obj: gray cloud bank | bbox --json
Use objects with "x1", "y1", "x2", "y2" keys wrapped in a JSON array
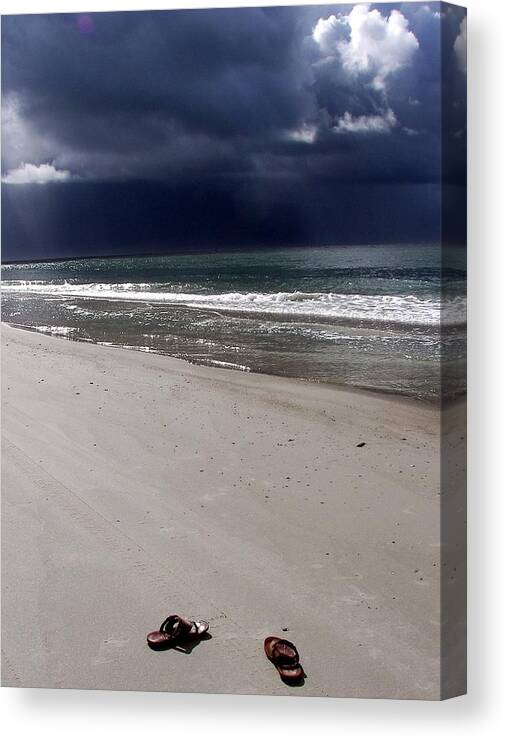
[{"x1": 1, "y1": 3, "x2": 466, "y2": 260}]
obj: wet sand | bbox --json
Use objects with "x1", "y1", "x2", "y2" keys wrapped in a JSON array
[{"x1": 2, "y1": 323, "x2": 443, "y2": 698}]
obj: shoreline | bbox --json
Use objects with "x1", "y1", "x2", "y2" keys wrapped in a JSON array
[
  {"x1": 3, "y1": 321, "x2": 443, "y2": 407},
  {"x1": 2, "y1": 323, "x2": 444, "y2": 698}
]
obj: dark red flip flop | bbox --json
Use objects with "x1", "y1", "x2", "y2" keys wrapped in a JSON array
[
  {"x1": 147, "y1": 614, "x2": 209, "y2": 650},
  {"x1": 264, "y1": 636, "x2": 305, "y2": 684}
]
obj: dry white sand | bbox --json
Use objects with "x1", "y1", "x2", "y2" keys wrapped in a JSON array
[{"x1": 2, "y1": 323, "x2": 443, "y2": 698}]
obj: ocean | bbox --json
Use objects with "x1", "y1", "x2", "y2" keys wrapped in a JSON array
[{"x1": 1, "y1": 244, "x2": 466, "y2": 401}]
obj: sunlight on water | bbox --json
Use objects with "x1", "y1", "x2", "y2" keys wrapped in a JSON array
[{"x1": 1, "y1": 245, "x2": 466, "y2": 400}]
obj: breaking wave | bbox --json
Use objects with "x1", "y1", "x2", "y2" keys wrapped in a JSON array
[{"x1": 1, "y1": 280, "x2": 466, "y2": 327}]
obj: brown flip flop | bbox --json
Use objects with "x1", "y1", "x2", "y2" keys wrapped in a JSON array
[
  {"x1": 147, "y1": 614, "x2": 209, "y2": 650},
  {"x1": 264, "y1": 636, "x2": 305, "y2": 685}
]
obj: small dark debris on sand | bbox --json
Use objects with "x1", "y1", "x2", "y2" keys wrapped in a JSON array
[{"x1": 356, "y1": 442, "x2": 366, "y2": 448}]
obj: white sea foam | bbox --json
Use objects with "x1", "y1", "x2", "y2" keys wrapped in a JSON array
[
  {"x1": 205, "y1": 359, "x2": 251, "y2": 372},
  {"x1": 33, "y1": 325, "x2": 76, "y2": 337},
  {"x1": 2, "y1": 280, "x2": 466, "y2": 326}
]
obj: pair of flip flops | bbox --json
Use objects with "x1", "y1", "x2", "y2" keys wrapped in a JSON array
[{"x1": 147, "y1": 615, "x2": 304, "y2": 685}]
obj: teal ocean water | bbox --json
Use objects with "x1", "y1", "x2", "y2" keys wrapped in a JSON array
[{"x1": 2, "y1": 245, "x2": 466, "y2": 400}]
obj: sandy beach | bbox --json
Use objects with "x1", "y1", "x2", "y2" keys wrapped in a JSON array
[{"x1": 2, "y1": 323, "x2": 443, "y2": 699}]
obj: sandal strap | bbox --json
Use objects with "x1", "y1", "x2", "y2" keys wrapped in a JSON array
[
  {"x1": 160, "y1": 614, "x2": 200, "y2": 638},
  {"x1": 160, "y1": 615, "x2": 183, "y2": 637}
]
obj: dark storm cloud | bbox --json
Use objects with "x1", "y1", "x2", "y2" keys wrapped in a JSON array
[
  {"x1": 2, "y1": 6, "x2": 313, "y2": 179},
  {"x1": 1, "y1": 3, "x2": 466, "y2": 260}
]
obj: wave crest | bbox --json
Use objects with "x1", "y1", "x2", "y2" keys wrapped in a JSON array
[{"x1": 2, "y1": 280, "x2": 466, "y2": 326}]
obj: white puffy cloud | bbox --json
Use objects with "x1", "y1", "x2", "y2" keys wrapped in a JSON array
[
  {"x1": 313, "y1": 4, "x2": 419, "y2": 90},
  {"x1": 454, "y1": 17, "x2": 467, "y2": 73},
  {"x1": 1, "y1": 94, "x2": 58, "y2": 173},
  {"x1": 2, "y1": 162, "x2": 75, "y2": 185},
  {"x1": 312, "y1": 14, "x2": 347, "y2": 56},
  {"x1": 333, "y1": 108, "x2": 397, "y2": 135}
]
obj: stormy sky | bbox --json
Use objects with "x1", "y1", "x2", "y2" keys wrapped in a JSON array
[{"x1": 1, "y1": 2, "x2": 466, "y2": 261}]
